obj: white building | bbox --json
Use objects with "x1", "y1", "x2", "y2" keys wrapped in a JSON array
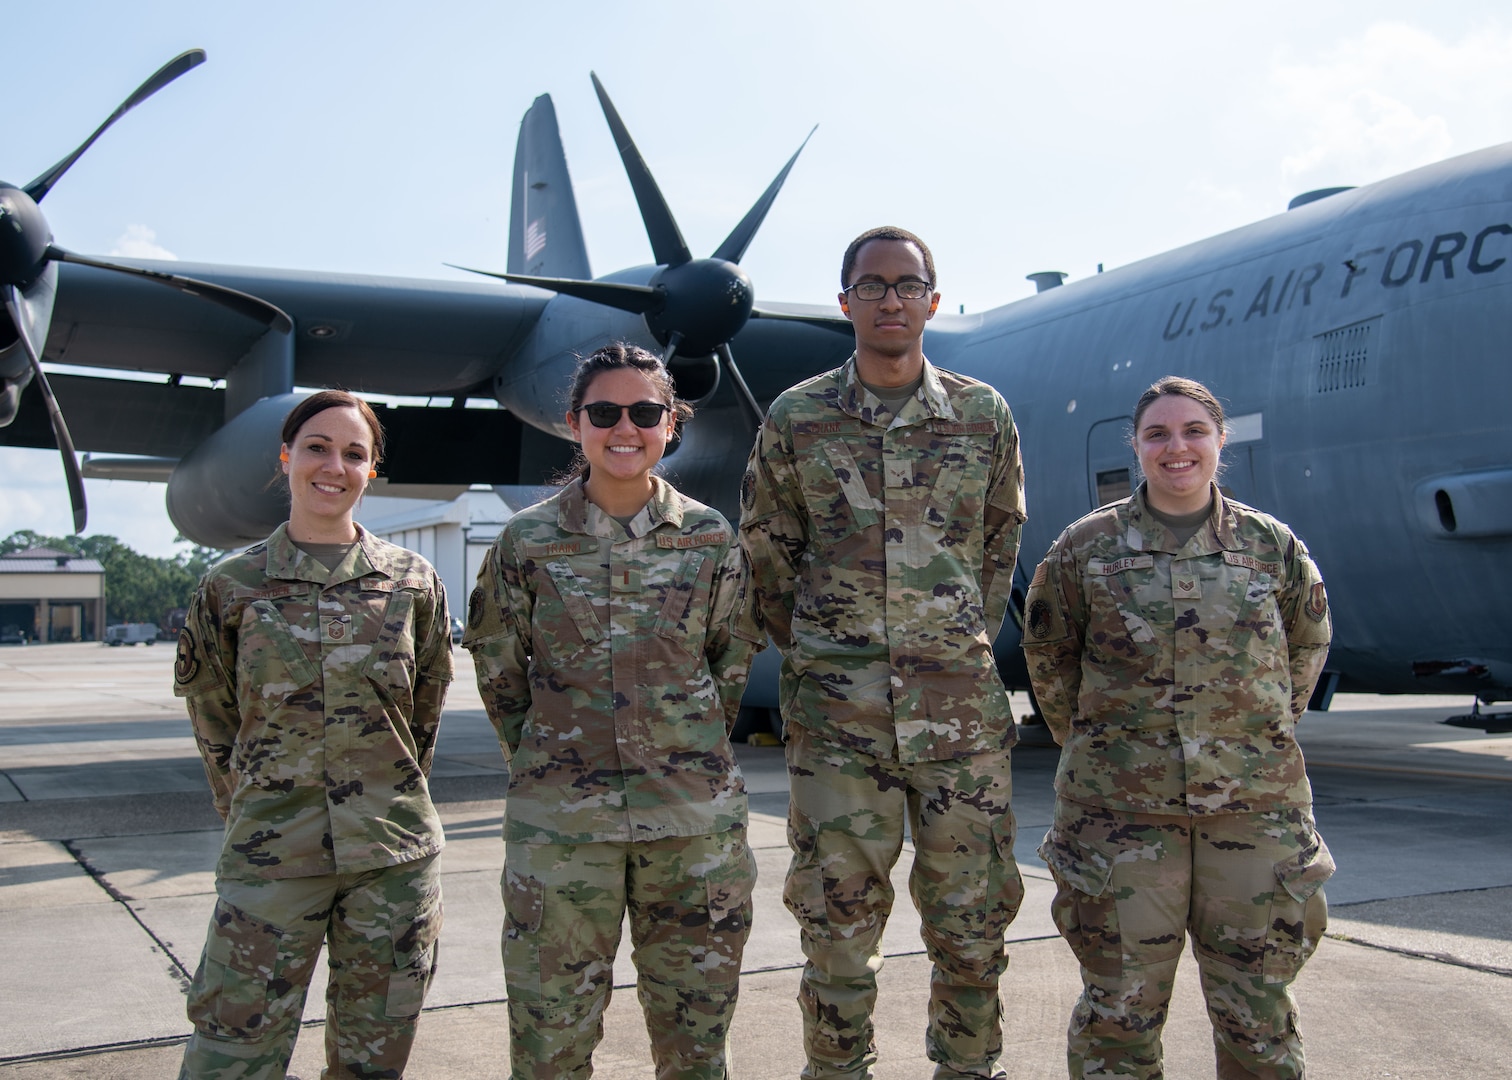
[{"x1": 357, "y1": 488, "x2": 528, "y2": 616}]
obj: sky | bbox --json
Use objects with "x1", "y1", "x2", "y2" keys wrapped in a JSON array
[{"x1": 3, "y1": 1, "x2": 1511, "y2": 555}]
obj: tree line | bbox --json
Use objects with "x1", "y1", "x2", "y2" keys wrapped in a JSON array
[{"x1": 1, "y1": 530, "x2": 223, "y2": 627}]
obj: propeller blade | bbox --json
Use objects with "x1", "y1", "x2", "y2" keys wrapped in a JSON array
[
  {"x1": 590, "y1": 73, "x2": 692, "y2": 269},
  {"x1": 47, "y1": 246, "x2": 292, "y2": 332},
  {"x1": 447, "y1": 263, "x2": 662, "y2": 316},
  {"x1": 25, "y1": 49, "x2": 207, "y2": 203},
  {"x1": 662, "y1": 331, "x2": 683, "y2": 370},
  {"x1": 4, "y1": 285, "x2": 86, "y2": 532},
  {"x1": 712, "y1": 126, "x2": 817, "y2": 265},
  {"x1": 715, "y1": 341, "x2": 765, "y2": 431},
  {"x1": 749, "y1": 304, "x2": 856, "y2": 335}
]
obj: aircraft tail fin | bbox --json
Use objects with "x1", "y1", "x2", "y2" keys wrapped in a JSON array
[{"x1": 508, "y1": 94, "x2": 591, "y2": 279}]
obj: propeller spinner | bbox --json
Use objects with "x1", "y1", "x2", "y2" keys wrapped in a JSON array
[{"x1": 0, "y1": 49, "x2": 291, "y2": 533}]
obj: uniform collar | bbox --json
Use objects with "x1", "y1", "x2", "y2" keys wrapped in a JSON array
[
  {"x1": 557, "y1": 474, "x2": 684, "y2": 538},
  {"x1": 838, "y1": 354, "x2": 956, "y2": 427},
  {"x1": 264, "y1": 522, "x2": 384, "y2": 586},
  {"x1": 1124, "y1": 483, "x2": 1241, "y2": 555}
]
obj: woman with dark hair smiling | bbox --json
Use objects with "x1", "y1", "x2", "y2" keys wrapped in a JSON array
[
  {"x1": 174, "y1": 389, "x2": 453, "y2": 1079},
  {"x1": 1022, "y1": 376, "x2": 1335, "y2": 1080},
  {"x1": 465, "y1": 343, "x2": 760, "y2": 1079}
]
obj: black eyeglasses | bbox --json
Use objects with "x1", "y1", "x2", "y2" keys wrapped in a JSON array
[
  {"x1": 576, "y1": 401, "x2": 672, "y2": 429},
  {"x1": 843, "y1": 279, "x2": 933, "y2": 302}
]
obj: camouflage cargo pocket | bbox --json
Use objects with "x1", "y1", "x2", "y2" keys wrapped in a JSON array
[
  {"x1": 783, "y1": 806, "x2": 832, "y2": 945},
  {"x1": 1262, "y1": 831, "x2": 1334, "y2": 980},
  {"x1": 187, "y1": 898, "x2": 298, "y2": 1039},
  {"x1": 701, "y1": 835, "x2": 757, "y2": 987},
  {"x1": 983, "y1": 810, "x2": 1025, "y2": 939},
  {"x1": 385, "y1": 883, "x2": 443, "y2": 1019},
  {"x1": 1039, "y1": 828, "x2": 1122, "y2": 978},
  {"x1": 501, "y1": 864, "x2": 547, "y2": 999}
]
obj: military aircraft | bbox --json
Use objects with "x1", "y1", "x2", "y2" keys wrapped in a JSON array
[{"x1": 3, "y1": 51, "x2": 1509, "y2": 713}]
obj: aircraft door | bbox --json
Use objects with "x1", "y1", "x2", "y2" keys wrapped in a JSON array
[{"x1": 1086, "y1": 417, "x2": 1135, "y2": 509}]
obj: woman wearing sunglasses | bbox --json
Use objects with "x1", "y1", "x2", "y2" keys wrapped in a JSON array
[{"x1": 463, "y1": 342, "x2": 762, "y2": 1079}]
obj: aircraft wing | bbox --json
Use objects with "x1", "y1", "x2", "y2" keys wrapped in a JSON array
[{"x1": 45, "y1": 259, "x2": 549, "y2": 397}]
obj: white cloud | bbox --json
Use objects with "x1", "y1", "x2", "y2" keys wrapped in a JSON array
[
  {"x1": 108, "y1": 225, "x2": 177, "y2": 260},
  {"x1": 0, "y1": 447, "x2": 182, "y2": 556},
  {"x1": 1272, "y1": 22, "x2": 1512, "y2": 195}
]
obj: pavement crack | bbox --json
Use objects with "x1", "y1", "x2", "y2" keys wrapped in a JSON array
[
  {"x1": 1325, "y1": 930, "x2": 1512, "y2": 979},
  {"x1": 60, "y1": 838, "x2": 195, "y2": 989}
]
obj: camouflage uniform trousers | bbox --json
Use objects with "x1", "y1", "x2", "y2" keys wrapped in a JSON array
[
  {"x1": 179, "y1": 853, "x2": 442, "y2": 1080},
  {"x1": 1039, "y1": 801, "x2": 1335, "y2": 1080},
  {"x1": 502, "y1": 826, "x2": 757, "y2": 1080},
  {"x1": 784, "y1": 725, "x2": 1024, "y2": 1080}
]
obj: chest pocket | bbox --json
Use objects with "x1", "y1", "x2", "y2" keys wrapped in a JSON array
[
  {"x1": 792, "y1": 427, "x2": 878, "y2": 546},
  {"x1": 1084, "y1": 556, "x2": 1161, "y2": 664},
  {"x1": 533, "y1": 559, "x2": 605, "y2": 663},
  {"x1": 236, "y1": 598, "x2": 319, "y2": 704},
  {"x1": 1216, "y1": 556, "x2": 1285, "y2": 668},
  {"x1": 653, "y1": 550, "x2": 714, "y2": 657},
  {"x1": 919, "y1": 435, "x2": 973, "y2": 531},
  {"x1": 365, "y1": 587, "x2": 420, "y2": 696}
]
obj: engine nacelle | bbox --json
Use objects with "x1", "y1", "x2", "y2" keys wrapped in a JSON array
[{"x1": 166, "y1": 393, "x2": 305, "y2": 549}]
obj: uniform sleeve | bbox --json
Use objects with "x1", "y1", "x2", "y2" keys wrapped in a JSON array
[
  {"x1": 409, "y1": 573, "x2": 454, "y2": 776},
  {"x1": 173, "y1": 577, "x2": 239, "y2": 820},
  {"x1": 706, "y1": 539, "x2": 761, "y2": 729},
  {"x1": 462, "y1": 535, "x2": 534, "y2": 758},
  {"x1": 738, "y1": 411, "x2": 806, "y2": 650},
  {"x1": 1277, "y1": 533, "x2": 1332, "y2": 720},
  {"x1": 1019, "y1": 535, "x2": 1086, "y2": 744},
  {"x1": 981, "y1": 403, "x2": 1028, "y2": 634}
]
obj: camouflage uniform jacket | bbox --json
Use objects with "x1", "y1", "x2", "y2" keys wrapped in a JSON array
[
  {"x1": 174, "y1": 523, "x2": 453, "y2": 879},
  {"x1": 464, "y1": 476, "x2": 758, "y2": 844},
  {"x1": 1021, "y1": 484, "x2": 1332, "y2": 815},
  {"x1": 740, "y1": 356, "x2": 1026, "y2": 762}
]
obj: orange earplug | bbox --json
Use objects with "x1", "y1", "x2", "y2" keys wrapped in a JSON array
[
  {"x1": 368, "y1": 470, "x2": 377, "y2": 478},
  {"x1": 279, "y1": 451, "x2": 289, "y2": 462}
]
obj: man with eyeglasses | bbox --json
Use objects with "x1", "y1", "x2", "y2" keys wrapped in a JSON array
[{"x1": 740, "y1": 226, "x2": 1027, "y2": 1080}]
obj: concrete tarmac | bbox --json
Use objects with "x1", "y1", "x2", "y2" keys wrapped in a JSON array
[{"x1": 2, "y1": 642, "x2": 1510, "y2": 1078}]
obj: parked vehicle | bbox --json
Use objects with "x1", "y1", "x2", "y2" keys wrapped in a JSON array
[{"x1": 104, "y1": 623, "x2": 160, "y2": 647}]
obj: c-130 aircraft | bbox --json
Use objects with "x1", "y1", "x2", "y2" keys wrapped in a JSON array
[{"x1": 2, "y1": 51, "x2": 1509, "y2": 718}]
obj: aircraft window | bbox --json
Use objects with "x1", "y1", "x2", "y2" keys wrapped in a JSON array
[
  {"x1": 1315, "y1": 318, "x2": 1376, "y2": 392},
  {"x1": 1096, "y1": 468, "x2": 1131, "y2": 506}
]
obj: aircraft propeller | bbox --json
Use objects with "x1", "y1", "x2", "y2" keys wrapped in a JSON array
[
  {"x1": 0, "y1": 48, "x2": 291, "y2": 533},
  {"x1": 455, "y1": 74, "x2": 820, "y2": 431}
]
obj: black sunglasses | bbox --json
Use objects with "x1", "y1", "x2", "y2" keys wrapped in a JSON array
[{"x1": 576, "y1": 401, "x2": 671, "y2": 429}]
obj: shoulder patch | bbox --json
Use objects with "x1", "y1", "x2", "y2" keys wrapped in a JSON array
[
  {"x1": 741, "y1": 468, "x2": 757, "y2": 512},
  {"x1": 1030, "y1": 560, "x2": 1048, "y2": 587},
  {"x1": 1306, "y1": 581, "x2": 1328, "y2": 622},
  {"x1": 656, "y1": 531, "x2": 728, "y2": 549},
  {"x1": 467, "y1": 585, "x2": 485, "y2": 629},
  {"x1": 1223, "y1": 551, "x2": 1284, "y2": 578},
  {"x1": 1027, "y1": 599, "x2": 1054, "y2": 640},
  {"x1": 174, "y1": 629, "x2": 200, "y2": 686}
]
